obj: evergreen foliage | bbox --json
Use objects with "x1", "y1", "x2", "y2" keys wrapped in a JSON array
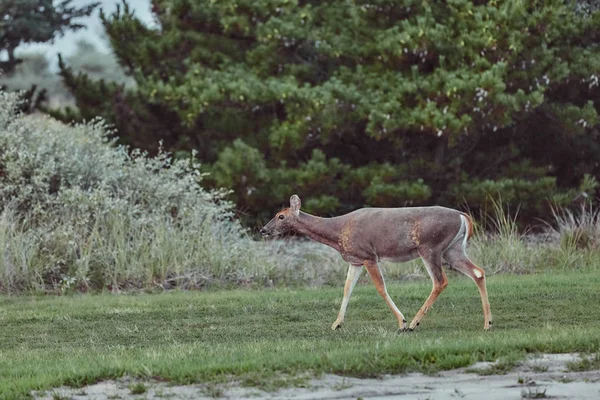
[{"x1": 57, "y1": 0, "x2": 600, "y2": 225}]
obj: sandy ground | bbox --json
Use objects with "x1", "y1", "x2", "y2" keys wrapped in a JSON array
[{"x1": 35, "y1": 353, "x2": 600, "y2": 399}]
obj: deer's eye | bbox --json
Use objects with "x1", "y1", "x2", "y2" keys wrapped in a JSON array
[{"x1": 278, "y1": 215, "x2": 285, "y2": 220}]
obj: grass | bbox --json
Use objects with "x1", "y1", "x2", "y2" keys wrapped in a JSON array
[
  {"x1": 128, "y1": 382, "x2": 147, "y2": 395},
  {"x1": 50, "y1": 393, "x2": 71, "y2": 400},
  {"x1": 1, "y1": 272, "x2": 600, "y2": 399},
  {"x1": 566, "y1": 353, "x2": 600, "y2": 372},
  {"x1": 466, "y1": 352, "x2": 523, "y2": 375},
  {"x1": 530, "y1": 364, "x2": 549, "y2": 373}
]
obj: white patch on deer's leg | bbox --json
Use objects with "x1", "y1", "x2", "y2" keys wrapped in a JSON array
[
  {"x1": 444, "y1": 247, "x2": 492, "y2": 331},
  {"x1": 332, "y1": 265, "x2": 362, "y2": 330}
]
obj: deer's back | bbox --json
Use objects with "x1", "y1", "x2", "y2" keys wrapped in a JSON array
[{"x1": 338, "y1": 206, "x2": 463, "y2": 263}]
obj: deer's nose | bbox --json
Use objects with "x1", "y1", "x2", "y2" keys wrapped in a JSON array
[{"x1": 260, "y1": 228, "x2": 267, "y2": 236}]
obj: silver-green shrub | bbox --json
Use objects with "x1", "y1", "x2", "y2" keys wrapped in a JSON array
[{"x1": 0, "y1": 91, "x2": 273, "y2": 292}]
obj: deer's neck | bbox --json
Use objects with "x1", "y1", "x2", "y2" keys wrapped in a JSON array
[{"x1": 294, "y1": 212, "x2": 343, "y2": 252}]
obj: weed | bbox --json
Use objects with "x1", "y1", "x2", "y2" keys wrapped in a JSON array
[
  {"x1": 202, "y1": 383, "x2": 225, "y2": 398},
  {"x1": 521, "y1": 388, "x2": 549, "y2": 398},
  {"x1": 129, "y1": 382, "x2": 147, "y2": 395},
  {"x1": 552, "y1": 204, "x2": 600, "y2": 250},
  {"x1": 241, "y1": 373, "x2": 311, "y2": 392},
  {"x1": 566, "y1": 353, "x2": 600, "y2": 372},
  {"x1": 51, "y1": 392, "x2": 71, "y2": 400},
  {"x1": 0, "y1": 91, "x2": 271, "y2": 293},
  {"x1": 518, "y1": 376, "x2": 536, "y2": 386},
  {"x1": 332, "y1": 377, "x2": 353, "y2": 391},
  {"x1": 470, "y1": 353, "x2": 523, "y2": 375},
  {"x1": 530, "y1": 364, "x2": 549, "y2": 373}
]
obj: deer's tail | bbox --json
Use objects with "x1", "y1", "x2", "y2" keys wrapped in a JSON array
[{"x1": 460, "y1": 212, "x2": 474, "y2": 240}]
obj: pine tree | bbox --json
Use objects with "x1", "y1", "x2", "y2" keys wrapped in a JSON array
[{"x1": 58, "y1": 0, "x2": 600, "y2": 225}]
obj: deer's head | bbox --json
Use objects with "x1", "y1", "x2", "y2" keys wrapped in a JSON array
[{"x1": 260, "y1": 195, "x2": 301, "y2": 237}]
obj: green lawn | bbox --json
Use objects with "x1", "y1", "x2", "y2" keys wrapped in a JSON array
[{"x1": 1, "y1": 272, "x2": 600, "y2": 399}]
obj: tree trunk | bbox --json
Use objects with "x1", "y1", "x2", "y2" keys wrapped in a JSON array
[{"x1": 434, "y1": 136, "x2": 448, "y2": 165}]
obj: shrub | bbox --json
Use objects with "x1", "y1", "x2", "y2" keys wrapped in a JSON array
[
  {"x1": 0, "y1": 91, "x2": 271, "y2": 292},
  {"x1": 552, "y1": 205, "x2": 600, "y2": 250}
]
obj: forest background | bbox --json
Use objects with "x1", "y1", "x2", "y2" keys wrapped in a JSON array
[{"x1": 2, "y1": 0, "x2": 600, "y2": 230}]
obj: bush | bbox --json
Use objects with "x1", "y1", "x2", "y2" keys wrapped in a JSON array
[{"x1": 0, "y1": 91, "x2": 274, "y2": 293}]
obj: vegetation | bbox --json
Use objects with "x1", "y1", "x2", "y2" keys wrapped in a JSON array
[
  {"x1": 1, "y1": 3, "x2": 599, "y2": 398},
  {"x1": 2, "y1": 90, "x2": 600, "y2": 293},
  {"x1": 0, "y1": 91, "x2": 270, "y2": 293},
  {"x1": 566, "y1": 353, "x2": 600, "y2": 372},
  {"x1": 0, "y1": 0, "x2": 99, "y2": 73},
  {"x1": 56, "y1": 0, "x2": 600, "y2": 226},
  {"x1": 128, "y1": 382, "x2": 147, "y2": 395},
  {"x1": 2, "y1": 272, "x2": 600, "y2": 399}
]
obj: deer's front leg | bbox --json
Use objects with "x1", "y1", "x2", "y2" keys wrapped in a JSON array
[
  {"x1": 364, "y1": 260, "x2": 408, "y2": 331},
  {"x1": 332, "y1": 264, "x2": 363, "y2": 330}
]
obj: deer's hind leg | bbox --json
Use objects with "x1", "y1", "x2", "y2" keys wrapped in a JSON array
[
  {"x1": 444, "y1": 243, "x2": 492, "y2": 330},
  {"x1": 409, "y1": 250, "x2": 448, "y2": 330},
  {"x1": 364, "y1": 260, "x2": 408, "y2": 331}
]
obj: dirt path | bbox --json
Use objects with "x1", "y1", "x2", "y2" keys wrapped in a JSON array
[{"x1": 36, "y1": 353, "x2": 600, "y2": 399}]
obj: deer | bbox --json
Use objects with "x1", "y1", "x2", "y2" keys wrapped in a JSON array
[{"x1": 260, "y1": 195, "x2": 492, "y2": 332}]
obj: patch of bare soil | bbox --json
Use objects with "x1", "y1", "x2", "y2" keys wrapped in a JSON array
[{"x1": 35, "y1": 353, "x2": 600, "y2": 399}]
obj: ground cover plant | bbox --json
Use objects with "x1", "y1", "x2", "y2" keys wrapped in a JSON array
[{"x1": 1, "y1": 272, "x2": 600, "y2": 399}]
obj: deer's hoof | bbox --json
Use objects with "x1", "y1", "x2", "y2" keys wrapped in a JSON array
[
  {"x1": 331, "y1": 322, "x2": 342, "y2": 330},
  {"x1": 484, "y1": 321, "x2": 493, "y2": 331}
]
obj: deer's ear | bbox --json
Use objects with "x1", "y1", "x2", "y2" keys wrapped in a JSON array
[{"x1": 290, "y1": 195, "x2": 301, "y2": 216}]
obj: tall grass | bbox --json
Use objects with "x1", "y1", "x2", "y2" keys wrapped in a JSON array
[
  {"x1": 468, "y1": 199, "x2": 538, "y2": 274},
  {"x1": 551, "y1": 204, "x2": 600, "y2": 250},
  {"x1": 469, "y1": 199, "x2": 600, "y2": 275}
]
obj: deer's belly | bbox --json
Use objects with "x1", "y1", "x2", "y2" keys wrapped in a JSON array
[
  {"x1": 379, "y1": 250, "x2": 420, "y2": 263},
  {"x1": 339, "y1": 248, "x2": 420, "y2": 265},
  {"x1": 340, "y1": 252, "x2": 366, "y2": 265}
]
